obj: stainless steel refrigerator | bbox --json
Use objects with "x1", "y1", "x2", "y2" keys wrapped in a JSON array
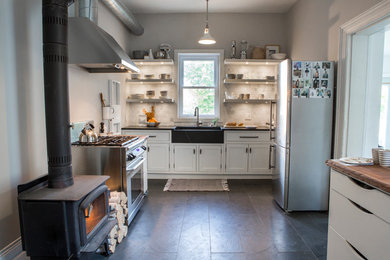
[{"x1": 272, "y1": 60, "x2": 334, "y2": 211}]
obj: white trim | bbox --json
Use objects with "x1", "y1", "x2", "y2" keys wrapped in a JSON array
[
  {"x1": 174, "y1": 49, "x2": 224, "y2": 120},
  {"x1": 0, "y1": 237, "x2": 23, "y2": 260},
  {"x1": 334, "y1": 0, "x2": 390, "y2": 158}
]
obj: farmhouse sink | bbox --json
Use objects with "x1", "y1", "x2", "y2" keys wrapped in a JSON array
[
  {"x1": 172, "y1": 126, "x2": 223, "y2": 143},
  {"x1": 174, "y1": 126, "x2": 222, "y2": 131}
]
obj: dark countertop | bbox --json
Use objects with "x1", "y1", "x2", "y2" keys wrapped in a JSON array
[
  {"x1": 122, "y1": 125, "x2": 175, "y2": 130},
  {"x1": 326, "y1": 159, "x2": 390, "y2": 194},
  {"x1": 122, "y1": 125, "x2": 270, "y2": 131}
]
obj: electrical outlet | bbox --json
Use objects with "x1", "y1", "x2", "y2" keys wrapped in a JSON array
[{"x1": 245, "y1": 113, "x2": 252, "y2": 121}]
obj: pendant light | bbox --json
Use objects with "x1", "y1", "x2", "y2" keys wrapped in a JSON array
[{"x1": 198, "y1": 0, "x2": 216, "y2": 45}]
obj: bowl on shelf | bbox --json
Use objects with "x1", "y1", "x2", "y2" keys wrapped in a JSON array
[
  {"x1": 160, "y1": 90, "x2": 168, "y2": 98},
  {"x1": 271, "y1": 53, "x2": 287, "y2": 60},
  {"x1": 144, "y1": 74, "x2": 155, "y2": 79},
  {"x1": 226, "y1": 74, "x2": 236, "y2": 79},
  {"x1": 146, "y1": 121, "x2": 160, "y2": 127},
  {"x1": 130, "y1": 94, "x2": 144, "y2": 99},
  {"x1": 131, "y1": 74, "x2": 140, "y2": 80},
  {"x1": 236, "y1": 74, "x2": 244, "y2": 79},
  {"x1": 146, "y1": 90, "x2": 155, "y2": 99}
]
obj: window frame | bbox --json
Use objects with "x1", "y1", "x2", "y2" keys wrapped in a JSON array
[{"x1": 176, "y1": 50, "x2": 222, "y2": 119}]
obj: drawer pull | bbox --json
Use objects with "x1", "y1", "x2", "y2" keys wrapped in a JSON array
[
  {"x1": 149, "y1": 135, "x2": 157, "y2": 138},
  {"x1": 348, "y1": 177, "x2": 375, "y2": 190},
  {"x1": 239, "y1": 136, "x2": 259, "y2": 139},
  {"x1": 348, "y1": 199, "x2": 373, "y2": 215},
  {"x1": 346, "y1": 241, "x2": 368, "y2": 260}
]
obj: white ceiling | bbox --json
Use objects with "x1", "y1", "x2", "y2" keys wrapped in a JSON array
[{"x1": 122, "y1": 0, "x2": 298, "y2": 14}]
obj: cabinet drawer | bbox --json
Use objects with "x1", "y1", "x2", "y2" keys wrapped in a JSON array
[
  {"x1": 225, "y1": 131, "x2": 269, "y2": 142},
  {"x1": 329, "y1": 190, "x2": 390, "y2": 259},
  {"x1": 122, "y1": 130, "x2": 171, "y2": 142},
  {"x1": 331, "y1": 170, "x2": 390, "y2": 223},
  {"x1": 327, "y1": 226, "x2": 366, "y2": 260}
]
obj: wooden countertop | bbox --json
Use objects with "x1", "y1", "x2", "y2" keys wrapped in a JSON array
[{"x1": 326, "y1": 160, "x2": 390, "y2": 194}]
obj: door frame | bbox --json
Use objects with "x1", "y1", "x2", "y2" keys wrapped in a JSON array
[{"x1": 335, "y1": 0, "x2": 390, "y2": 158}]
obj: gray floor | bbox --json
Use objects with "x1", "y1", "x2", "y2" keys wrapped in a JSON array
[{"x1": 108, "y1": 179, "x2": 328, "y2": 260}]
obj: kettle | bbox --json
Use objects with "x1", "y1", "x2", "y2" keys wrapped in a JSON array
[{"x1": 79, "y1": 123, "x2": 98, "y2": 143}]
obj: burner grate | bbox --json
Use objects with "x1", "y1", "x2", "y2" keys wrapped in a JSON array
[{"x1": 73, "y1": 135, "x2": 139, "y2": 146}]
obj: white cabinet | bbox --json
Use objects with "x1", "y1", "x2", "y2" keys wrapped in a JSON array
[
  {"x1": 248, "y1": 144, "x2": 270, "y2": 172},
  {"x1": 173, "y1": 145, "x2": 197, "y2": 172},
  {"x1": 172, "y1": 144, "x2": 223, "y2": 173},
  {"x1": 327, "y1": 169, "x2": 390, "y2": 260},
  {"x1": 147, "y1": 143, "x2": 170, "y2": 172},
  {"x1": 226, "y1": 144, "x2": 248, "y2": 172},
  {"x1": 199, "y1": 145, "x2": 223, "y2": 173},
  {"x1": 224, "y1": 131, "x2": 271, "y2": 175}
]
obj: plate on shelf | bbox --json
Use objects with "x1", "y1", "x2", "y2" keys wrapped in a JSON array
[{"x1": 339, "y1": 157, "x2": 373, "y2": 165}]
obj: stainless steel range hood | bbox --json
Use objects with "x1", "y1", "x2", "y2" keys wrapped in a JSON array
[{"x1": 68, "y1": 17, "x2": 140, "y2": 73}]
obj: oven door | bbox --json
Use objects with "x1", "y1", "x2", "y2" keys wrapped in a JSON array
[{"x1": 126, "y1": 157, "x2": 145, "y2": 223}]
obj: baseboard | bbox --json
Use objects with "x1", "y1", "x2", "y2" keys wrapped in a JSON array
[
  {"x1": 0, "y1": 237, "x2": 23, "y2": 260},
  {"x1": 149, "y1": 173, "x2": 273, "y2": 179}
]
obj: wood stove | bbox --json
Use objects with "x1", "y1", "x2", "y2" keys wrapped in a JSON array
[{"x1": 18, "y1": 175, "x2": 116, "y2": 259}]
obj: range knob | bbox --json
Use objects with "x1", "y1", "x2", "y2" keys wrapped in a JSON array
[
  {"x1": 141, "y1": 146, "x2": 147, "y2": 150},
  {"x1": 127, "y1": 153, "x2": 136, "y2": 161}
]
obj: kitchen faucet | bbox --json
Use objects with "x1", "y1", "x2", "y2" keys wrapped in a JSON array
[{"x1": 194, "y1": 107, "x2": 202, "y2": 127}]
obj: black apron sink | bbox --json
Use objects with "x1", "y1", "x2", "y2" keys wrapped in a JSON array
[{"x1": 172, "y1": 126, "x2": 224, "y2": 143}]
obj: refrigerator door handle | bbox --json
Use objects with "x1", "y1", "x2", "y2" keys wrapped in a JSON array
[
  {"x1": 270, "y1": 102, "x2": 275, "y2": 140},
  {"x1": 269, "y1": 144, "x2": 275, "y2": 169}
]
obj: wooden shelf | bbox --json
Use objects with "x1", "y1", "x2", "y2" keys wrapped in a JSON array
[
  {"x1": 126, "y1": 98, "x2": 175, "y2": 104},
  {"x1": 132, "y1": 59, "x2": 174, "y2": 65},
  {"x1": 224, "y1": 59, "x2": 282, "y2": 65},
  {"x1": 224, "y1": 79, "x2": 276, "y2": 85},
  {"x1": 223, "y1": 99, "x2": 275, "y2": 104},
  {"x1": 126, "y1": 78, "x2": 175, "y2": 84}
]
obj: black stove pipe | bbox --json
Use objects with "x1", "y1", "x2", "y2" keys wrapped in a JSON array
[{"x1": 42, "y1": 0, "x2": 74, "y2": 188}]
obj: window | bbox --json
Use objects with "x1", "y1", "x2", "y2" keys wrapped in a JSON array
[{"x1": 178, "y1": 53, "x2": 220, "y2": 118}]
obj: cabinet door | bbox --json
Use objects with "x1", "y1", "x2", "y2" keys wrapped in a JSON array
[
  {"x1": 147, "y1": 143, "x2": 170, "y2": 172},
  {"x1": 226, "y1": 144, "x2": 248, "y2": 172},
  {"x1": 199, "y1": 145, "x2": 223, "y2": 173},
  {"x1": 248, "y1": 144, "x2": 270, "y2": 173},
  {"x1": 173, "y1": 145, "x2": 197, "y2": 172}
]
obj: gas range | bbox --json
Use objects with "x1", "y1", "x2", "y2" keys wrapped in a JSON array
[
  {"x1": 71, "y1": 134, "x2": 148, "y2": 225},
  {"x1": 72, "y1": 135, "x2": 139, "y2": 147}
]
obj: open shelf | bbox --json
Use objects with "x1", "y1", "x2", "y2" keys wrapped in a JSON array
[
  {"x1": 224, "y1": 59, "x2": 282, "y2": 65},
  {"x1": 133, "y1": 59, "x2": 174, "y2": 65},
  {"x1": 223, "y1": 99, "x2": 275, "y2": 104},
  {"x1": 126, "y1": 98, "x2": 175, "y2": 104},
  {"x1": 126, "y1": 78, "x2": 175, "y2": 84},
  {"x1": 224, "y1": 79, "x2": 276, "y2": 85}
]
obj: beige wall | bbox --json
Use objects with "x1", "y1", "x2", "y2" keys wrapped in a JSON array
[
  {"x1": 286, "y1": 0, "x2": 383, "y2": 61},
  {"x1": 0, "y1": 0, "x2": 47, "y2": 249},
  {"x1": 128, "y1": 13, "x2": 288, "y2": 57}
]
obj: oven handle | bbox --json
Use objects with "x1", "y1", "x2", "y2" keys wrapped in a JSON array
[{"x1": 126, "y1": 158, "x2": 145, "y2": 175}]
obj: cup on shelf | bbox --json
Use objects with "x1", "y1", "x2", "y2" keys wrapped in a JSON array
[
  {"x1": 238, "y1": 94, "x2": 245, "y2": 100},
  {"x1": 259, "y1": 94, "x2": 265, "y2": 99},
  {"x1": 243, "y1": 94, "x2": 250, "y2": 100},
  {"x1": 146, "y1": 90, "x2": 155, "y2": 99},
  {"x1": 159, "y1": 74, "x2": 171, "y2": 80},
  {"x1": 372, "y1": 148, "x2": 382, "y2": 165},
  {"x1": 237, "y1": 74, "x2": 244, "y2": 79},
  {"x1": 379, "y1": 149, "x2": 390, "y2": 167}
]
